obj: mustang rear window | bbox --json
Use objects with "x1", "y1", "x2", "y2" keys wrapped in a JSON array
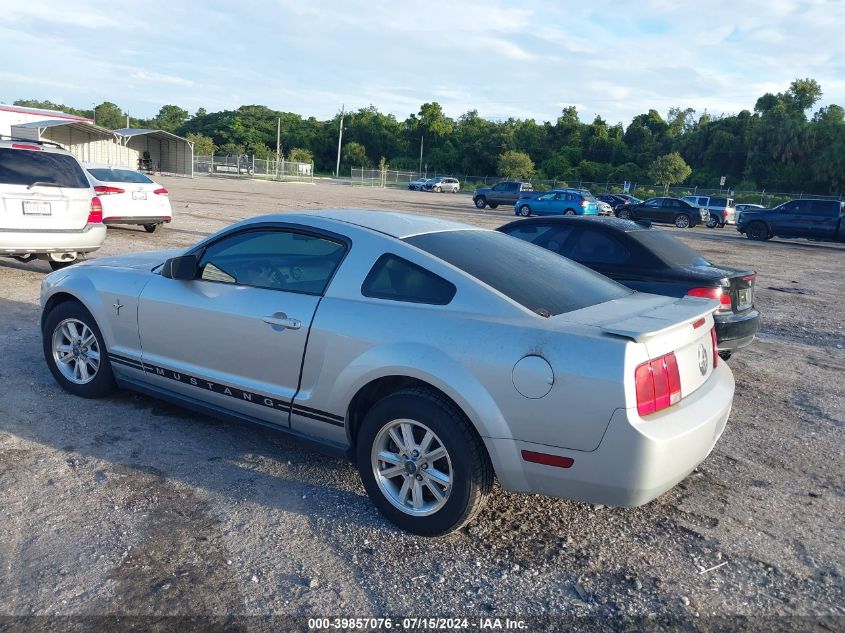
[
  {"x1": 0, "y1": 148, "x2": 89, "y2": 188},
  {"x1": 405, "y1": 230, "x2": 631, "y2": 316}
]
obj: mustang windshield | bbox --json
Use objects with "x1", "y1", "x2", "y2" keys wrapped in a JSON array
[{"x1": 405, "y1": 229, "x2": 632, "y2": 316}]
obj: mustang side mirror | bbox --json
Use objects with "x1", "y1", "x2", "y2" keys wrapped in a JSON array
[{"x1": 161, "y1": 255, "x2": 198, "y2": 280}]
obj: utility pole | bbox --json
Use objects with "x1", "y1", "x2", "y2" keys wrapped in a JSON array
[
  {"x1": 335, "y1": 105, "x2": 345, "y2": 178},
  {"x1": 419, "y1": 135, "x2": 424, "y2": 176},
  {"x1": 276, "y1": 117, "x2": 281, "y2": 178}
]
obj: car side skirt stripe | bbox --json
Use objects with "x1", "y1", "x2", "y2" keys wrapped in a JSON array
[{"x1": 107, "y1": 353, "x2": 344, "y2": 427}]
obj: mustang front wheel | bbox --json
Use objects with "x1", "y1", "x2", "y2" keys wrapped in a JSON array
[
  {"x1": 356, "y1": 388, "x2": 492, "y2": 535},
  {"x1": 43, "y1": 301, "x2": 116, "y2": 398}
]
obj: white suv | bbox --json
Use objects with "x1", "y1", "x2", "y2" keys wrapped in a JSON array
[{"x1": 0, "y1": 139, "x2": 106, "y2": 270}]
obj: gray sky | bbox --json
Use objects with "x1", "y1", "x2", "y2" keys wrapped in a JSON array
[{"x1": 2, "y1": 0, "x2": 843, "y2": 124}]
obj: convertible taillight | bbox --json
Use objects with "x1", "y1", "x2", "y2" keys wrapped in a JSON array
[
  {"x1": 635, "y1": 352, "x2": 681, "y2": 416},
  {"x1": 687, "y1": 287, "x2": 732, "y2": 311},
  {"x1": 88, "y1": 197, "x2": 103, "y2": 223},
  {"x1": 94, "y1": 185, "x2": 125, "y2": 195}
]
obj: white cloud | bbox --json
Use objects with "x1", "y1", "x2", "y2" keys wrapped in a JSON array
[{"x1": 0, "y1": 0, "x2": 843, "y2": 124}]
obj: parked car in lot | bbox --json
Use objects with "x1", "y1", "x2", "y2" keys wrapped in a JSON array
[
  {"x1": 616, "y1": 197, "x2": 708, "y2": 228},
  {"x1": 40, "y1": 209, "x2": 733, "y2": 535},
  {"x1": 736, "y1": 198, "x2": 845, "y2": 242},
  {"x1": 0, "y1": 138, "x2": 106, "y2": 270},
  {"x1": 596, "y1": 200, "x2": 614, "y2": 216},
  {"x1": 735, "y1": 203, "x2": 764, "y2": 224},
  {"x1": 681, "y1": 195, "x2": 736, "y2": 228},
  {"x1": 408, "y1": 177, "x2": 429, "y2": 191},
  {"x1": 514, "y1": 189, "x2": 599, "y2": 216},
  {"x1": 473, "y1": 181, "x2": 533, "y2": 209},
  {"x1": 498, "y1": 216, "x2": 759, "y2": 358},
  {"x1": 424, "y1": 176, "x2": 460, "y2": 193},
  {"x1": 596, "y1": 194, "x2": 629, "y2": 210},
  {"x1": 84, "y1": 165, "x2": 172, "y2": 233}
]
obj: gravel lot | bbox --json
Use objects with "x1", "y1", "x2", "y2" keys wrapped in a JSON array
[{"x1": 1, "y1": 176, "x2": 843, "y2": 629}]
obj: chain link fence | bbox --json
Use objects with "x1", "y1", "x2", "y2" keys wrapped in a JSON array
[
  {"x1": 194, "y1": 155, "x2": 314, "y2": 182},
  {"x1": 359, "y1": 169, "x2": 842, "y2": 207}
]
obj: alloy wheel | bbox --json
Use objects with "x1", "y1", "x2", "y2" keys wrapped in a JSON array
[
  {"x1": 371, "y1": 418, "x2": 453, "y2": 516},
  {"x1": 51, "y1": 318, "x2": 100, "y2": 385}
]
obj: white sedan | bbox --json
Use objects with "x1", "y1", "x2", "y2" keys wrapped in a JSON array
[{"x1": 84, "y1": 165, "x2": 172, "y2": 233}]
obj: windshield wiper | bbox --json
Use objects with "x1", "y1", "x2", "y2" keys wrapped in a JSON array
[{"x1": 27, "y1": 181, "x2": 62, "y2": 189}]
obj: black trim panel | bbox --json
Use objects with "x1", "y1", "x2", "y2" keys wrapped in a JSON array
[{"x1": 108, "y1": 352, "x2": 344, "y2": 427}]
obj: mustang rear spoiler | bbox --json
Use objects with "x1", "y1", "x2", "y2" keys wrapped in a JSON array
[
  {"x1": 598, "y1": 296, "x2": 719, "y2": 342},
  {"x1": 560, "y1": 295, "x2": 720, "y2": 343}
]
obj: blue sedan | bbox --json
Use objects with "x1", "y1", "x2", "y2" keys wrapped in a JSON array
[{"x1": 514, "y1": 189, "x2": 599, "y2": 217}]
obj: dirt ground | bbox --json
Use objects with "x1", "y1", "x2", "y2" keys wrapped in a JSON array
[{"x1": 0, "y1": 176, "x2": 843, "y2": 630}]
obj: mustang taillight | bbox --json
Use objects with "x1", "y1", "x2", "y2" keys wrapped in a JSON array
[
  {"x1": 88, "y1": 197, "x2": 103, "y2": 223},
  {"x1": 153, "y1": 188, "x2": 168, "y2": 196},
  {"x1": 94, "y1": 185, "x2": 124, "y2": 195},
  {"x1": 635, "y1": 352, "x2": 681, "y2": 416},
  {"x1": 711, "y1": 326, "x2": 719, "y2": 368},
  {"x1": 687, "y1": 287, "x2": 732, "y2": 311}
]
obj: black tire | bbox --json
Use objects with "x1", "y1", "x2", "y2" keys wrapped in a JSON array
[
  {"x1": 143, "y1": 223, "x2": 159, "y2": 233},
  {"x1": 674, "y1": 214, "x2": 691, "y2": 229},
  {"x1": 518, "y1": 204, "x2": 531, "y2": 217},
  {"x1": 355, "y1": 387, "x2": 493, "y2": 536},
  {"x1": 746, "y1": 221, "x2": 769, "y2": 241},
  {"x1": 617, "y1": 208, "x2": 631, "y2": 220},
  {"x1": 434, "y1": 186, "x2": 442, "y2": 193},
  {"x1": 489, "y1": 203, "x2": 498, "y2": 209},
  {"x1": 564, "y1": 209, "x2": 576, "y2": 216},
  {"x1": 42, "y1": 300, "x2": 116, "y2": 399},
  {"x1": 474, "y1": 197, "x2": 487, "y2": 209},
  {"x1": 49, "y1": 259, "x2": 76, "y2": 271},
  {"x1": 718, "y1": 350, "x2": 732, "y2": 361},
  {"x1": 706, "y1": 215, "x2": 719, "y2": 229}
]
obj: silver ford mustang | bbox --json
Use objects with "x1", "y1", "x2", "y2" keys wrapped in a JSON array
[{"x1": 39, "y1": 210, "x2": 734, "y2": 535}]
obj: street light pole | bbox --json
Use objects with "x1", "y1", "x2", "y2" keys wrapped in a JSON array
[
  {"x1": 419, "y1": 135, "x2": 424, "y2": 176},
  {"x1": 335, "y1": 104, "x2": 345, "y2": 178}
]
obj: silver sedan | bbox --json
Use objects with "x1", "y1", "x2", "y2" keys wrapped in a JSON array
[{"x1": 40, "y1": 210, "x2": 734, "y2": 535}]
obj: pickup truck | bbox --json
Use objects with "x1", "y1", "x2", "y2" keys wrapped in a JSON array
[
  {"x1": 473, "y1": 181, "x2": 533, "y2": 209},
  {"x1": 736, "y1": 198, "x2": 845, "y2": 242}
]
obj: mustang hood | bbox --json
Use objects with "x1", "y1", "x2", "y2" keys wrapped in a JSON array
[{"x1": 78, "y1": 248, "x2": 182, "y2": 271}]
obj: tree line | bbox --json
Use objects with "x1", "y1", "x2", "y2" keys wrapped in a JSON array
[{"x1": 13, "y1": 78, "x2": 844, "y2": 194}]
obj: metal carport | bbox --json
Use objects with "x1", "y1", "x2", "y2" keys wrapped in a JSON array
[
  {"x1": 114, "y1": 128, "x2": 194, "y2": 177},
  {"x1": 10, "y1": 120, "x2": 118, "y2": 164}
]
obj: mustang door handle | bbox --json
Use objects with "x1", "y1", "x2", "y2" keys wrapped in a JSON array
[{"x1": 262, "y1": 315, "x2": 302, "y2": 330}]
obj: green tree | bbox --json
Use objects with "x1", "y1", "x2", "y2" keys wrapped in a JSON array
[
  {"x1": 186, "y1": 132, "x2": 214, "y2": 155},
  {"x1": 288, "y1": 147, "x2": 314, "y2": 163},
  {"x1": 342, "y1": 142, "x2": 369, "y2": 169},
  {"x1": 498, "y1": 150, "x2": 535, "y2": 179},
  {"x1": 649, "y1": 152, "x2": 692, "y2": 192},
  {"x1": 94, "y1": 102, "x2": 125, "y2": 129},
  {"x1": 151, "y1": 104, "x2": 189, "y2": 132}
]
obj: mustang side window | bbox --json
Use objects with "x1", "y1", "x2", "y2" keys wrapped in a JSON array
[
  {"x1": 362, "y1": 254, "x2": 456, "y2": 305},
  {"x1": 197, "y1": 229, "x2": 346, "y2": 294}
]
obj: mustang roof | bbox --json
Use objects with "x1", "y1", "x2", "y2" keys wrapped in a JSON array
[{"x1": 268, "y1": 209, "x2": 478, "y2": 239}]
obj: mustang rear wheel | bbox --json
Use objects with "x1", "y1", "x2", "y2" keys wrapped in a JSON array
[
  {"x1": 43, "y1": 301, "x2": 116, "y2": 398},
  {"x1": 356, "y1": 388, "x2": 492, "y2": 536}
]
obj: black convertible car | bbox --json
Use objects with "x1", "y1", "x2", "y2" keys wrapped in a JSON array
[{"x1": 498, "y1": 216, "x2": 759, "y2": 358}]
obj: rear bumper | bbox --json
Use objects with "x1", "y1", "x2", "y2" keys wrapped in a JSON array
[
  {"x1": 715, "y1": 308, "x2": 759, "y2": 351},
  {"x1": 485, "y1": 362, "x2": 735, "y2": 506},
  {"x1": 0, "y1": 224, "x2": 106, "y2": 255},
  {"x1": 103, "y1": 216, "x2": 172, "y2": 226}
]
